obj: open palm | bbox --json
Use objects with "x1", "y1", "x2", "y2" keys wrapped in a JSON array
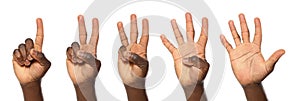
[{"x1": 221, "y1": 14, "x2": 285, "y2": 86}]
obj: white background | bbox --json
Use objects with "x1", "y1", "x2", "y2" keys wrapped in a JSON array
[{"x1": 0, "y1": 0, "x2": 298, "y2": 101}]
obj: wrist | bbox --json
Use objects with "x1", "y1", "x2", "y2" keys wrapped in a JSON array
[
  {"x1": 124, "y1": 84, "x2": 148, "y2": 101},
  {"x1": 242, "y1": 83, "x2": 267, "y2": 101},
  {"x1": 21, "y1": 80, "x2": 41, "y2": 88},
  {"x1": 21, "y1": 80, "x2": 43, "y2": 101},
  {"x1": 74, "y1": 81, "x2": 96, "y2": 101},
  {"x1": 182, "y1": 83, "x2": 206, "y2": 101}
]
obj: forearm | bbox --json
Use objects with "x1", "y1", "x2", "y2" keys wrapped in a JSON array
[
  {"x1": 124, "y1": 84, "x2": 148, "y2": 101},
  {"x1": 21, "y1": 80, "x2": 43, "y2": 101},
  {"x1": 183, "y1": 83, "x2": 207, "y2": 101},
  {"x1": 74, "y1": 82, "x2": 97, "y2": 101},
  {"x1": 242, "y1": 83, "x2": 267, "y2": 101}
]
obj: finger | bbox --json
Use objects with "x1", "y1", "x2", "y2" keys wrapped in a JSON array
[
  {"x1": 171, "y1": 19, "x2": 184, "y2": 45},
  {"x1": 67, "y1": 45, "x2": 83, "y2": 64},
  {"x1": 71, "y1": 42, "x2": 80, "y2": 55},
  {"x1": 197, "y1": 17, "x2": 209, "y2": 54},
  {"x1": 117, "y1": 22, "x2": 129, "y2": 46},
  {"x1": 30, "y1": 49, "x2": 51, "y2": 68},
  {"x1": 185, "y1": 13, "x2": 195, "y2": 42},
  {"x1": 13, "y1": 49, "x2": 24, "y2": 66},
  {"x1": 160, "y1": 34, "x2": 176, "y2": 54},
  {"x1": 130, "y1": 14, "x2": 138, "y2": 43},
  {"x1": 89, "y1": 18, "x2": 99, "y2": 51},
  {"x1": 220, "y1": 34, "x2": 233, "y2": 53},
  {"x1": 35, "y1": 18, "x2": 44, "y2": 52},
  {"x1": 266, "y1": 49, "x2": 285, "y2": 72},
  {"x1": 228, "y1": 20, "x2": 241, "y2": 46},
  {"x1": 253, "y1": 18, "x2": 262, "y2": 47},
  {"x1": 18, "y1": 44, "x2": 27, "y2": 61},
  {"x1": 139, "y1": 19, "x2": 149, "y2": 48},
  {"x1": 118, "y1": 45, "x2": 128, "y2": 62},
  {"x1": 66, "y1": 47, "x2": 74, "y2": 61},
  {"x1": 78, "y1": 15, "x2": 87, "y2": 45},
  {"x1": 239, "y1": 14, "x2": 250, "y2": 43},
  {"x1": 25, "y1": 38, "x2": 34, "y2": 61},
  {"x1": 126, "y1": 52, "x2": 148, "y2": 69},
  {"x1": 182, "y1": 56, "x2": 210, "y2": 69},
  {"x1": 77, "y1": 51, "x2": 101, "y2": 69}
]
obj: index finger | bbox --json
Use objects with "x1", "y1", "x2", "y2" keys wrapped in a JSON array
[
  {"x1": 117, "y1": 22, "x2": 129, "y2": 46},
  {"x1": 35, "y1": 18, "x2": 44, "y2": 52},
  {"x1": 78, "y1": 15, "x2": 87, "y2": 45}
]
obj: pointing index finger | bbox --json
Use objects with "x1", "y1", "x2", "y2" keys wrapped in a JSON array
[{"x1": 35, "y1": 18, "x2": 44, "y2": 52}]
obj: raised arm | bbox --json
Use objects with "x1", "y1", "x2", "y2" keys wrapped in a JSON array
[
  {"x1": 161, "y1": 13, "x2": 210, "y2": 101},
  {"x1": 12, "y1": 18, "x2": 51, "y2": 101},
  {"x1": 66, "y1": 15, "x2": 101, "y2": 101},
  {"x1": 117, "y1": 14, "x2": 149, "y2": 101}
]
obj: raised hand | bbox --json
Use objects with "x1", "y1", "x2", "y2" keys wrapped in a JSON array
[
  {"x1": 117, "y1": 14, "x2": 149, "y2": 88},
  {"x1": 220, "y1": 14, "x2": 285, "y2": 86},
  {"x1": 66, "y1": 15, "x2": 101, "y2": 85},
  {"x1": 117, "y1": 14, "x2": 149, "y2": 101},
  {"x1": 13, "y1": 18, "x2": 51, "y2": 85},
  {"x1": 13, "y1": 18, "x2": 51, "y2": 101},
  {"x1": 160, "y1": 13, "x2": 209, "y2": 100},
  {"x1": 66, "y1": 15, "x2": 100, "y2": 101}
]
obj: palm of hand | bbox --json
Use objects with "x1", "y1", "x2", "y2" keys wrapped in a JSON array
[
  {"x1": 118, "y1": 43, "x2": 148, "y2": 85},
  {"x1": 230, "y1": 43, "x2": 269, "y2": 85},
  {"x1": 67, "y1": 44, "x2": 100, "y2": 84},
  {"x1": 173, "y1": 43, "x2": 208, "y2": 87},
  {"x1": 221, "y1": 14, "x2": 285, "y2": 86}
]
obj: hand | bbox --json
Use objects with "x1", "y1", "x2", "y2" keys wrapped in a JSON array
[
  {"x1": 66, "y1": 15, "x2": 101, "y2": 85},
  {"x1": 117, "y1": 14, "x2": 149, "y2": 88},
  {"x1": 220, "y1": 14, "x2": 285, "y2": 86},
  {"x1": 13, "y1": 18, "x2": 51, "y2": 85},
  {"x1": 161, "y1": 13, "x2": 210, "y2": 88}
]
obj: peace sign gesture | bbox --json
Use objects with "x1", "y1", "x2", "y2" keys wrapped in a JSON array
[
  {"x1": 117, "y1": 14, "x2": 149, "y2": 88},
  {"x1": 66, "y1": 15, "x2": 101, "y2": 85},
  {"x1": 220, "y1": 14, "x2": 285, "y2": 86},
  {"x1": 13, "y1": 18, "x2": 51, "y2": 85}
]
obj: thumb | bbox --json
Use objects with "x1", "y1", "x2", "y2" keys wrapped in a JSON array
[
  {"x1": 182, "y1": 56, "x2": 210, "y2": 70},
  {"x1": 126, "y1": 52, "x2": 148, "y2": 69},
  {"x1": 30, "y1": 49, "x2": 51, "y2": 68},
  {"x1": 76, "y1": 51, "x2": 101, "y2": 70},
  {"x1": 265, "y1": 49, "x2": 285, "y2": 72}
]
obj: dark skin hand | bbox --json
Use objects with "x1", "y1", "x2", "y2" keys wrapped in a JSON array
[
  {"x1": 117, "y1": 14, "x2": 149, "y2": 101},
  {"x1": 220, "y1": 14, "x2": 285, "y2": 101},
  {"x1": 13, "y1": 18, "x2": 51, "y2": 101},
  {"x1": 66, "y1": 15, "x2": 101, "y2": 101},
  {"x1": 161, "y1": 13, "x2": 209, "y2": 101}
]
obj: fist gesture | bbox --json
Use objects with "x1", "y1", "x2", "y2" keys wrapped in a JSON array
[
  {"x1": 161, "y1": 13, "x2": 210, "y2": 88},
  {"x1": 13, "y1": 18, "x2": 51, "y2": 85},
  {"x1": 117, "y1": 14, "x2": 149, "y2": 88},
  {"x1": 220, "y1": 14, "x2": 285, "y2": 86},
  {"x1": 66, "y1": 15, "x2": 101, "y2": 85}
]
